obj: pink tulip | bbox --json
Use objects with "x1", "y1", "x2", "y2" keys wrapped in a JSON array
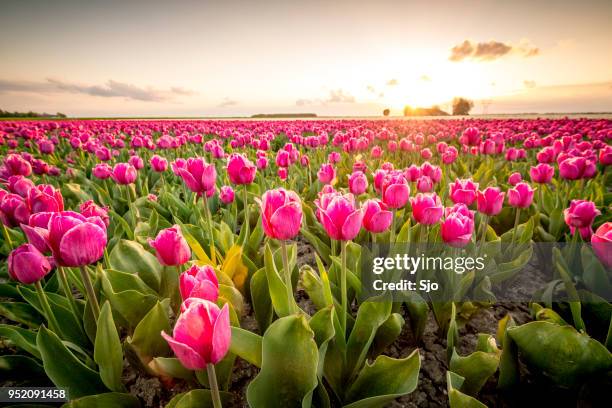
[
  {"x1": 410, "y1": 193, "x2": 443, "y2": 225},
  {"x1": 47, "y1": 211, "x2": 107, "y2": 267},
  {"x1": 404, "y1": 165, "x2": 421, "y2": 182},
  {"x1": 460, "y1": 127, "x2": 480, "y2": 146},
  {"x1": 3, "y1": 154, "x2": 32, "y2": 177},
  {"x1": 559, "y1": 157, "x2": 596, "y2": 180},
  {"x1": 92, "y1": 163, "x2": 113, "y2": 179},
  {"x1": 0, "y1": 192, "x2": 31, "y2": 227},
  {"x1": 150, "y1": 155, "x2": 168, "y2": 172},
  {"x1": 362, "y1": 199, "x2": 393, "y2": 233},
  {"x1": 416, "y1": 176, "x2": 433, "y2": 193},
  {"x1": 256, "y1": 157, "x2": 269, "y2": 170},
  {"x1": 441, "y1": 146, "x2": 458, "y2": 164},
  {"x1": 161, "y1": 299, "x2": 230, "y2": 369},
  {"x1": 508, "y1": 172, "x2": 522, "y2": 186},
  {"x1": 219, "y1": 186, "x2": 235, "y2": 204},
  {"x1": 507, "y1": 182, "x2": 534, "y2": 208},
  {"x1": 449, "y1": 179, "x2": 479, "y2": 206},
  {"x1": 564, "y1": 200, "x2": 600, "y2": 239},
  {"x1": 278, "y1": 167, "x2": 288, "y2": 180},
  {"x1": 591, "y1": 222, "x2": 612, "y2": 268},
  {"x1": 227, "y1": 153, "x2": 256, "y2": 185},
  {"x1": 476, "y1": 187, "x2": 505, "y2": 216},
  {"x1": 317, "y1": 193, "x2": 363, "y2": 241},
  {"x1": 179, "y1": 265, "x2": 219, "y2": 302},
  {"x1": 441, "y1": 204, "x2": 475, "y2": 248},
  {"x1": 26, "y1": 184, "x2": 64, "y2": 214},
  {"x1": 599, "y1": 146, "x2": 612, "y2": 166},
  {"x1": 111, "y1": 163, "x2": 137, "y2": 185},
  {"x1": 8, "y1": 244, "x2": 52, "y2": 284},
  {"x1": 529, "y1": 164, "x2": 554, "y2": 184},
  {"x1": 175, "y1": 157, "x2": 216, "y2": 194},
  {"x1": 381, "y1": 173, "x2": 410, "y2": 209},
  {"x1": 348, "y1": 171, "x2": 368, "y2": 195},
  {"x1": 317, "y1": 163, "x2": 336, "y2": 184},
  {"x1": 300, "y1": 155, "x2": 310, "y2": 167},
  {"x1": 7, "y1": 175, "x2": 34, "y2": 197},
  {"x1": 80, "y1": 200, "x2": 110, "y2": 227},
  {"x1": 257, "y1": 188, "x2": 302, "y2": 240},
  {"x1": 148, "y1": 225, "x2": 191, "y2": 266},
  {"x1": 128, "y1": 155, "x2": 144, "y2": 170}
]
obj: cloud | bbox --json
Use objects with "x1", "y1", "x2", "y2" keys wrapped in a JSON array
[
  {"x1": 217, "y1": 97, "x2": 238, "y2": 107},
  {"x1": 366, "y1": 85, "x2": 376, "y2": 93},
  {"x1": 0, "y1": 78, "x2": 195, "y2": 102},
  {"x1": 326, "y1": 89, "x2": 355, "y2": 103},
  {"x1": 419, "y1": 75, "x2": 431, "y2": 82},
  {"x1": 386, "y1": 79, "x2": 399, "y2": 86},
  {"x1": 296, "y1": 98, "x2": 313, "y2": 106},
  {"x1": 449, "y1": 39, "x2": 539, "y2": 62},
  {"x1": 523, "y1": 80, "x2": 537, "y2": 89},
  {"x1": 170, "y1": 86, "x2": 197, "y2": 96}
]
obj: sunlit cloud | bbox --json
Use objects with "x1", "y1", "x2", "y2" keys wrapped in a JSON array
[
  {"x1": 0, "y1": 78, "x2": 195, "y2": 102},
  {"x1": 386, "y1": 79, "x2": 399, "y2": 86},
  {"x1": 449, "y1": 39, "x2": 540, "y2": 62},
  {"x1": 523, "y1": 80, "x2": 537, "y2": 89},
  {"x1": 218, "y1": 97, "x2": 238, "y2": 107}
]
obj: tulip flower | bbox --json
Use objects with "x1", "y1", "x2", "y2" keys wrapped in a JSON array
[
  {"x1": 416, "y1": 175, "x2": 433, "y2": 193},
  {"x1": 179, "y1": 265, "x2": 219, "y2": 302},
  {"x1": 128, "y1": 155, "x2": 144, "y2": 170},
  {"x1": 0, "y1": 192, "x2": 30, "y2": 228},
  {"x1": 150, "y1": 155, "x2": 168, "y2": 172},
  {"x1": 148, "y1": 225, "x2": 191, "y2": 266},
  {"x1": 7, "y1": 175, "x2": 34, "y2": 197},
  {"x1": 348, "y1": 171, "x2": 368, "y2": 195},
  {"x1": 529, "y1": 163, "x2": 554, "y2": 184},
  {"x1": 476, "y1": 187, "x2": 505, "y2": 216},
  {"x1": 381, "y1": 172, "x2": 410, "y2": 209},
  {"x1": 257, "y1": 188, "x2": 302, "y2": 241},
  {"x1": 111, "y1": 163, "x2": 137, "y2": 185},
  {"x1": 219, "y1": 185, "x2": 235, "y2": 204},
  {"x1": 8, "y1": 244, "x2": 60, "y2": 333},
  {"x1": 564, "y1": 200, "x2": 600, "y2": 240},
  {"x1": 26, "y1": 184, "x2": 64, "y2": 214},
  {"x1": 227, "y1": 153, "x2": 256, "y2": 185},
  {"x1": 507, "y1": 182, "x2": 534, "y2": 209},
  {"x1": 362, "y1": 199, "x2": 393, "y2": 235},
  {"x1": 508, "y1": 172, "x2": 522, "y2": 186},
  {"x1": 317, "y1": 192, "x2": 363, "y2": 333},
  {"x1": 4, "y1": 154, "x2": 32, "y2": 177},
  {"x1": 92, "y1": 163, "x2": 113, "y2": 179},
  {"x1": 174, "y1": 157, "x2": 216, "y2": 194},
  {"x1": 592, "y1": 222, "x2": 612, "y2": 268},
  {"x1": 80, "y1": 200, "x2": 110, "y2": 227},
  {"x1": 161, "y1": 299, "x2": 230, "y2": 408},
  {"x1": 449, "y1": 179, "x2": 479, "y2": 206},
  {"x1": 317, "y1": 163, "x2": 336, "y2": 184},
  {"x1": 278, "y1": 167, "x2": 288, "y2": 180},
  {"x1": 441, "y1": 204, "x2": 474, "y2": 248},
  {"x1": 410, "y1": 193, "x2": 444, "y2": 226}
]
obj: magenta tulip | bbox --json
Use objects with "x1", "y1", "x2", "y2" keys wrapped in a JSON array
[
  {"x1": 0, "y1": 192, "x2": 30, "y2": 227},
  {"x1": 80, "y1": 200, "x2": 110, "y2": 227},
  {"x1": 317, "y1": 163, "x2": 336, "y2": 184},
  {"x1": 26, "y1": 184, "x2": 64, "y2": 214},
  {"x1": 362, "y1": 199, "x2": 393, "y2": 233},
  {"x1": 449, "y1": 179, "x2": 479, "y2": 206},
  {"x1": 219, "y1": 185, "x2": 235, "y2": 204},
  {"x1": 592, "y1": 222, "x2": 611, "y2": 268},
  {"x1": 3, "y1": 154, "x2": 32, "y2": 177},
  {"x1": 8, "y1": 244, "x2": 52, "y2": 284},
  {"x1": 161, "y1": 299, "x2": 230, "y2": 369},
  {"x1": 227, "y1": 153, "x2": 256, "y2": 185},
  {"x1": 381, "y1": 173, "x2": 410, "y2": 209},
  {"x1": 441, "y1": 204, "x2": 475, "y2": 248},
  {"x1": 47, "y1": 211, "x2": 107, "y2": 267},
  {"x1": 148, "y1": 225, "x2": 191, "y2": 266},
  {"x1": 92, "y1": 163, "x2": 113, "y2": 179},
  {"x1": 150, "y1": 155, "x2": 168, "y2": 172},
  {"x1": 111, "y1": 163, "x2": 137, "y2": 185},
  {"x1": 179, "y1": 265, "x2": 219, "y2": 302},
  {"x1": 175, "y1": 157, "x2": 216, "y2": 194},
  {"x1": 257, "y1": 188, "x2": 302, "y2": 240},
  {"x1": 410, "y1": 193, "x2": 443, "y2": 225},
  {"x1": 7, "y1": 175, "x2": 34, "y2": 198},
  {"x1": 348, "y1": 171, "x2": 368, "y2": 195},
  {"x1": 508, "y1": 172, "x2": 522, "y2": 186},
  {"x1": 529, "y1": 163, "x2": 554, "y2": 184},
  {"x1": 317, "y1": 193, "x2": 363, "y2": 241},
  {"x1": 564, "y1": 200, "x2": 600, "y2": 239},
  {"x1": 507, "y1": 182, "x2": 534, "y2": 209},
  {"x1": 476, "y1": 187, "x2": 505, "y2": 216}
]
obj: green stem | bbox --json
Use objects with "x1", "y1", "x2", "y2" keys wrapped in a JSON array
[
  {"x1": 280, "y1": 240, "x2": 296, "y2": 313},
  {"x1": 340, "y1": 240, "x2": 348, "y2": 337},
  {"x1": 34, "y1": 280, "x2": 61, "y2": 333},
  {"x1": 58, "y1": 267, "x2": 81, "y2": 322},
  {"x1": 206, "y1": 363, "x2": 223, "y2": 408},
  {"x1": 203, "y1": 195, "x2": 217, "y2": 265},
  {"x1": 1, "y1": 223, "x2": 13, "y2": 250},
  {"x1": 243, "y1": 186, "x2": 249, "y2": 234},
  {"x1": 79, "y1": 265, "x2": 100, "y2": 322},
  {"x1": 389, "y1": 211, "x2": 396, "y2": 244},
  {"x1": 511, "y1": 208, "x2": 521, "y2": 248},
  {"x1": 477, "y1": 214, "x2": 489, "y2": 256}
]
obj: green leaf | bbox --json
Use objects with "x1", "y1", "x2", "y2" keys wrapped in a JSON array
[
  {"x1": 149, "y1": 357, "x2": 195, "y2": 381},
  {"x1": 0, "y1": 324, "x2": 40, "y2": 358},
  {"x1": 264, "y1": 243, "x2": 299, "y2": 317},
  {"x1": 404, "y1": 293, "x2": 429, "y2": 342},
  {"x1": 129, "y1": 300, "x2": 172, "y2": 360},
  {"x1": 0, "y1": 301, "x2": 43, "y2": 328},
  {"x1": 36, "y1": 326, "x2": 107, "y2": 398},
  {"x1": 449, "y1": 349, "x2": 499, "y2": 395},
  {"x1": 62, "y1": 393, "x2": 141, "y2": 408},
  {"x1": 446, "y1": 303, "x2": 459, "y2": 362},
  {"x1": 446, "y1": 371, "x2": 487, "y2": 408},
  {"x1": 246, "y1": 315, "x2": 319, "y2": 408},
  {"x1": 165, "y1": 389, "x2": 233, "y2": 408},
  {"x1": 508, "y1": 321, "x2": 612, "y2": 387},
  {"x1": 343, "y1": 350, "x2": 420, "y2": 408},
  {"x1": 249, "y1": 268, "x2": 273, "y2": 332},
  {"x1": 300, "y1": 265, "x2": 328, "y2": 310},
  {"x1": 371, "y1": 313, "x2": 404, "y2": 357},
  {"x1": 109, "y1": 239, "x2": 162, "y2": 292},
  {"x1": 94, "y1": 302, "x2": 125, "y2": 392},
  {"x1": 0, "y1": 355, "x2": 46, "y2": 383},
  {"x1": 497, "y1": 314, "x2": 519, "y2": 390},
  {"x1": 229, "y1": 326, "x2": 263, "y2": 368}
]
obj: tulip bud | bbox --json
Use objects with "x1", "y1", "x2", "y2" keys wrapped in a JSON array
[
  {"x1": 8, "y1": 244, "x2": 52, "y2": 284},
  {"x1": 348, "y1": 171, "x2": 368, "y2": 195},
  {"x1": 410, "y1": 193, "x2": 443, "y2": 225},
  {"x1": 257, "y1": 188, "x2": 302, "y2": 240},
  {"x1": 219, "y1": 185, "x2": 235, "y2": 204},
  {"x1": 476, "y1": 187, "x2": 505, "y2": 216},
  {"x1": 227, "y1": 153, "x2": 256, "y2": 185},
  {"x1": 148, "y1": 225, "x2": 191, "y2": 266},
  {"x1": 362, "y1": 199, "x2": 393, "y2": 233},
  {"x1": 592, "y1": 222, "x2": 611, "y2": 268},
  {"x1": 316, "y1": 193, "x2": 363, "y2": 241},
  {"x1": 111, "y1": 163, "x2": 137, "y2": 185},
  {"x1": 179, "y1": 265, "x2": 219, "y2": 302},
  {"x1": 507, "y1": 182, "x2": 534, "y2": 208}
]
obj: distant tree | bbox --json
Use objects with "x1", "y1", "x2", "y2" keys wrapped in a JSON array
[
  {"x1": 56, "y1": 112, "x2": 67, "y2": 118},
  {"x1": 383, "y1": 108, "x2": 390, "y2": 116},
  {"x1": 452, "y1": 97, "x2": 474, "y2": 115},
  {"x1": 403, "y1": 106, "x2": 413, "y2": 116}
]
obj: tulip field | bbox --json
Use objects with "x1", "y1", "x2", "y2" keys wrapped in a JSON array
[{"x1": 0, "y1": 117, "x2": 611, "y2": 407}]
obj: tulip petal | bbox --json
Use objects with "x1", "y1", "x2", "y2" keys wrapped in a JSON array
[
  {"x1": 161, "y1": 331, "x2": 206, "y2": 370},
  {"x1": 270, "y1": 202, "x2": 302, "y2": 240},
  {"x1": 369, "y1": 210, "x2": 393, "y2": 233},
  {"x1": 341, "y1": 210, "x2": 364, "y2": 241},
  {"x1": 59, "y1": 223, "x2": 107, "y2": 267},
  {"x1": 210, "y1": 304, "x2": 231, "y2": 364}
]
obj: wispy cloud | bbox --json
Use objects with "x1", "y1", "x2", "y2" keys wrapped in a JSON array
[
  {"x1": 523, "y1": 80, "x2": 537, "y2": 89},
  {"x1": 217, "y1": 97, "x2": 238, "y2": 107},
  {"x1": 386, "y1": 79, "x2": 399, "y2": 86},
  {"x1": 419, "y1": 75, "x2": 431, "y2": 82},
  {"x1": 449, "y1": 39, "x2": 540, "y2": 62},
  {"x1": 0, "y1": 78, "x2": 196, "y2": 102},
  {"x1": 296, "y1": 88, "x2": 356, "y2": 106}
]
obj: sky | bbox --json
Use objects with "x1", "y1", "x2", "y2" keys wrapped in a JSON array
[{"x1": 0, "y1": 0, "x2": 611, "y2": 117}]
